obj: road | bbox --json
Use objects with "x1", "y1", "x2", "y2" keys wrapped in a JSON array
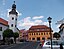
[{"x1": 0, "y1": 42, "x2": 41, "y2": 49}]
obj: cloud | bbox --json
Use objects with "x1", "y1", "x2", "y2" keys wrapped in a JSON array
[
  {"x1": 34, "y1": 20, "x2": 43, "y2": 24},
  {"x1": 32, "y1": 16, "x2": 44, "y2": 19},
  {"x1": 17, "y1": 16, "x2": 48, "y2": 30},
  {"x1": 16, "y1": 10, "x2": 22, "y2": 16},
  {"x1": 7, "y1": 9, "x2": 11, "y2": 17},
  {"x1": 56, "y1": 24, "x2": 61, "y2": 28},
  {"x1": 43, "y1": 22, "x2": 49, "y2": 26},
  {"x1": 53, "y1": 24, "x2": 61, "y2": 32},
  {"x1": 7, "y1": 9, "x2": 22, "y2": 17}
]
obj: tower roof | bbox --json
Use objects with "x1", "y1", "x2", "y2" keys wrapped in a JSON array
[
  {"x1": 12, "y1": 1, "x2": 16, "y2": 9},
  {"x1": 9, "y1": 1, "x2": 18, "y2": 16}
]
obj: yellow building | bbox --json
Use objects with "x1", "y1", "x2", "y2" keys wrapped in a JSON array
[
  {"x1": 19, "y1": 31, "x2": 22, "y2": 40},
  {"x1": 19, "y1": 29, "x2": 24, "y2": 40},
  {"x1": 19, "y1": 29, "x2": 28, "y2": 41},
  {"x1": 28, "y1": 25, "x2": 53, "y2": 42}
]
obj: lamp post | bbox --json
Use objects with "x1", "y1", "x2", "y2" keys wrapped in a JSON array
[{"x1": 47, "y1": 17, "x2": 52, "y2": 49}]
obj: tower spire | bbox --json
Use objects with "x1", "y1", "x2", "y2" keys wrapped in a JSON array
[
  {"x1": 12, "y1": 1, "x2": 16, "y2": 10},
  {"x1": 9, "y1": 1, "x2": 18, "y2": 16}
]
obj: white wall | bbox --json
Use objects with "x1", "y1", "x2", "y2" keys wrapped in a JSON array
[
  {"x1": 0, "y1": 24, "x2": 8, "y2": 40},
  {"x1": 8, "y1": 14, "x2": 17, "y2": 32}
]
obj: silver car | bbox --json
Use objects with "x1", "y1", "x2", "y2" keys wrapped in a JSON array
[{"x1": 42, "y1": 40, "x2": 64, "y2": 49}]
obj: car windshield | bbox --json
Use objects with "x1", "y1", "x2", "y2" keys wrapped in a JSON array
[
  {"x1": 59, "y1": 41, "x2": 64, "y2": 45},
  {"x1": 46, "y1": 41, "x2": 61, "y2": 45}
]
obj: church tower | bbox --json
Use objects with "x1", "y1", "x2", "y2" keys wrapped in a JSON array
[{"x1": 8, "y1": 1, "x2": 18, "y2": 32}]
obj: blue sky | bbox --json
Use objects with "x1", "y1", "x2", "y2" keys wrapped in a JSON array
[{"x1": 0, "y1": 0, "x2": 64, "y2": 32}]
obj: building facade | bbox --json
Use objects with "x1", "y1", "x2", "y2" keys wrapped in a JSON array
[
  {"x1": 0, "y1": 18, "x2": 8, "y2": 40},
  {"x1": 19, "y1": 29, "x2": 24, "y2": 40},
  {"x1": 59, "y1": 23, "x2": 64, "y2": 41},
  {"x1": 19, "y1": 29, "x2": 28, "y2": 41},
  {"x1": 28, "y1": 25, "x2": 53, "y2": 42}
]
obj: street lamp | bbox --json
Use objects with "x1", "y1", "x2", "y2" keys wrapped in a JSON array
[{"x1": 47, "y1": 17, "x2": 52, "y2": 49}]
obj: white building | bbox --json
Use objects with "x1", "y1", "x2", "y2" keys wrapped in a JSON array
[
  {"x1": 0, "y1": 1, "x2": 19, "y2": 40},
  {"x1": 59, "y1": 23, "x2": 64, "y2": 41},
  {"x1": 0, "y1": 18, "x2": 8, "y2": 40},
  {"x1": 8, "y1": 1, "x2": 19, "y2": 33}
]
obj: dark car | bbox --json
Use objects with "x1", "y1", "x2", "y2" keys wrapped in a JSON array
[{"x1": 0, "y1": 40, "x2": 5, "y2": 45}]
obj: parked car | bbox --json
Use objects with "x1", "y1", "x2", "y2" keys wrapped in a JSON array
[
  {"x1": 42, "y1": 40, "x2": 64, "y2": 49},
  {"x1": 0, "y1": 40, "x2": 5, "y2": 45}
]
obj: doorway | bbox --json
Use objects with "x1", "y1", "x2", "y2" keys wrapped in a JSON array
[{"x1": 37, "y1": 37, "x2": 40, "y2": 41}]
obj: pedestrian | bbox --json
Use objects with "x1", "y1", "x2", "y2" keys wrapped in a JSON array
[{"x1": 60, "y1": 43, "x2": 63, "y2": 49}]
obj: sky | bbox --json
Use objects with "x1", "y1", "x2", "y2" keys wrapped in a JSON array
[{"x1": 0, "y1": 0, "x2": 64, "y2": 32}]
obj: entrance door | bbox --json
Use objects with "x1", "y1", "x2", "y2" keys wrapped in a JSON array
[{"x1": 37, "y1": 37, "x2": 40, "y2": 42}]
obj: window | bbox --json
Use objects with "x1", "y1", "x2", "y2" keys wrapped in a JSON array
[
  {"x1": 48, "y1": 37, "x2": 50, "y2": 39},
  {"x1": 32, "y1": 38, "x2": 35, "y2": 40},
  {"x1": 42, "y1": 37, "x2": 45, "y2": 40},
  {"x1": 30, "y1": 33, "x2": 31, "y2": 35},
  {"x1": 20, "y1": 35, "x2": 22, "y2": 36},
  {"x1": 34, "y1": 33, "x2": 35, "y2": 35},
  {"x1": 12, "y1": 17, "x2": 14, "y2": 20},
  {"x1": 29, "y1": 38, "x2": 31, "y2": 40},
  {"x1": 15, "y1": 25, "x2": 16, "y2": 27},
  {"x1": 46, "y1": 32, "x2": 48, "y2": 35},
  {"x1": 0, "y1": 27, "x2": 2, "y2": 31},
  {"x1": 16, "y1": 18, "x2": 17, "y2": 21},
  {"x1": 49, "y1": 32, "x2": 51, "y2": 34},
  {"x1": 39, "y1": 33, "x2": 40, "y2": 35},
  {"x1": 41, "y1": 33, "x2": 43, "y2": 35},
  {"x1": 44, "y1": 33, "x2": 45, "y2": 35},
  {"x1": 37, "y1": 37, "x2": 40, "y2": 41},
  {"x1": 11, "y1": 24, "x2": 13, "y2": 27},
  {"x1": 36, "y1": 33, "x2": 38, "y2": 35}
]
